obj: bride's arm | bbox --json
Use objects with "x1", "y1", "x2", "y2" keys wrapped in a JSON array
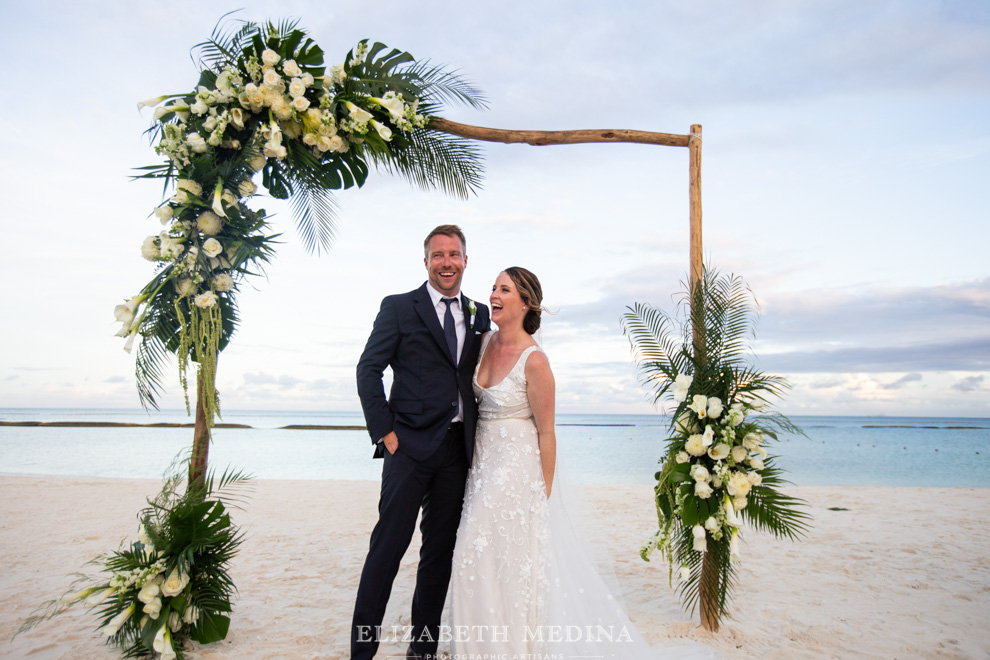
[{"x1": 526, "y1": 351, "x2": 556, "y2": 497}]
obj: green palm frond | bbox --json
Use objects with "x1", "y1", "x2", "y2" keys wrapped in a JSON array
[
  {"x1": 743, "y1": 459, "x2": 812, "y2": 541},
  {"x1": 192, "y1": 12, "x2": 256, "y2": 71},
  {"x1": 409, "y1": 61, "x2": 490, "y2": 111},
  {"x1": 135, "y1": 334, "x2": 171, "y2": 410},
  {"x1": 620, "y1": 302, "x2": 692, "y2": 404},
  {"x1": 371, "y1": 127, "x2": 485, "y2": 199}
]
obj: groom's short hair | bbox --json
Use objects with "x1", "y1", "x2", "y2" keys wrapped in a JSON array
[{"x1": 424, "y1": 224, "x2": 466, "y2": 256}]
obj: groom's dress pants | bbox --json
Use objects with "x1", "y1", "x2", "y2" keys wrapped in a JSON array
[{"x1": 351, "y1": 424, "x2": 468, "y2": 659}]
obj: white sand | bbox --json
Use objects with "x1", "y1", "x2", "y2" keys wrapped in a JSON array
[{"x1": 2, "y1": 477, "x2": 988, "y2": 659}]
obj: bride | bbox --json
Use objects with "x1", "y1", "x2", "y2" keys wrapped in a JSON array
[{"x1": 449, "y1": 267, "x2": 713, "y2": 659}]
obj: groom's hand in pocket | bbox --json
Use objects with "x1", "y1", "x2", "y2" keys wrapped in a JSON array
[{"x1": 382, "y1": 431, "x2": 399, "y2": 455}]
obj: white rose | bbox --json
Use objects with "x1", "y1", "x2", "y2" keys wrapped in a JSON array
[
  {"x1": 174, "y1": 179, "x2": 202, "y2": 204},
  {"x1": 689, "y1": 394, "x2": 708, "y2": 419},
  {"x1": 201, "y1": 238, "x2": 223, "y2": 258},
  {"x1": 370, "y1": 119, "x2": 392, "y2": 141},
  {"x1": 743, "y1": 433, "x2": 763, "y2": 450},
  {"x1": 747, "y1": 471, "x2": 763, "y2": 487},
  {"x1": 190, "y1": 98, "x2": 208, "y2": 115},
  {"x1": 288, "y1": 78, "x2": 307, "y2": 98},
  {"x1": 194, "y1": 291, "x2": 218, "y2": 308},
  {"x1": 749, "y1": 457, "x2": 765, "y2": 471},
  {"x1": 328, "y1": 135, "x2": 347, "y2": 152},
  {"x1": 261, "y1": 48, "x2": 281, "y2": 66},
  {"x1": 160, "y1": 568, "x2": 190, "y2": 597},
  {"x1": 282, "y1": 59, "x2": 302, "y2": 78},
  {"x1": 186, "y1": 132, "x2": 208, "y2": 153},
  {"x1": 704, "y1": 516, "x2": 719, "y2": 532},
  {"x1": 692, "y1": 525, "x2": 707, "y2": 552},
  {"x1": 755, "y1": 445, "x2": 768, "y2": 459},
  {"x1": 679, "y1": 566, "x2": 691, "y2": 582},
  {"x1": 727, "y1": 409, "x2": 745, "y2": 427},
  {"x1": 292, "y1": 96, "x2": 311, "y2": 113},
  {"x1": 182, "y1": 605, "x2": 199, "y2": 625},
  {"x1": 238, "y1": 179, "x2": 257, "y2": 196},
  {"x1": 249, "y1": 154, "x2": 267, "y2": 172},
  {"x1": 672, "y1": 373, "x2": 692, "y2": 402},
  {"x1": 174, "y1": 278, "x2": 195, "y2": 297},
  {"x1": 264, "y1": 141, "x2": 287, "y2": 159},
  {"x1": 203, "y1": 114, "x2": 218, "y2": 132},
  {"x1": 706, "y1": 397, "x2": 724, "y2": 420},
  {"x1": 730, "y1": 446, "x2": 748, "y2": 463},
  {"x1": 221, "y1": 188, "x2": 239, "y2": 207},
  {"x1": 196, "y1": 211, "x2": 223, "y2": 235},
  {"x1": 141, "y1": 236, "x2": 160, "y2": 261},
  {"x1": 685, "y1": 434, "x2": 707, "y2": 457},
  {"x1": 301, "y1": 72, "x2": 315, "y2": 87},
  {"x1": 690, "y1": 464, "x2": 709, "y2": 483},
  {"x1": 137, "y1": 582, "x2": 160, "y2": 604},
  {"x1": 733, "y1": 495, "x2": 748, "y2": 511},
  {"x1": 694, "y1": 481, "x2": 713, "y2": 499},
  {"x1": 726, "y1": 471, "x2": 752, "y2": 498},
  {"x1": 212, "y1": 273, "x2": 234, "y2": 292},
  {"x1": 675, "y1": 451, "x2": 690, "y2": 464},
  {"x1": 263, "y1": 67, "x2": 282, "y2": 87},
  {"x1": 708, "y1": 443, "x2": 730, "y2": 461},
  {"x1": 154, "y1": 204, "x2": 174, "y2": 224}
]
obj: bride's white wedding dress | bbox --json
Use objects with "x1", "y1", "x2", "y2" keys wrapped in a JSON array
[{"x1": 449, "y1": 334, "x2": 714, "y2": 659}]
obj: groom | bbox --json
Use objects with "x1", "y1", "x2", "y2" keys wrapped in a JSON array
[{"x1": 352, "y1": 224, "x2": 491, "y2": 660}]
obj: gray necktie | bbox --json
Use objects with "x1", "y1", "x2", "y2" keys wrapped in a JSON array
[{"x1": 442, "y1": 298, "x2": 458, "y2": 363}]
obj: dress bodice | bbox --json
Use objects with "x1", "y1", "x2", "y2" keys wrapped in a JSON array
[{"x1": 472, "y1": 333, "x2": 542, "y2": 421}]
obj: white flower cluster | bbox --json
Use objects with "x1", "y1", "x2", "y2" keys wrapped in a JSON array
[{"x1": 670, "y1": 375, "x2": 770, "y2": 560}]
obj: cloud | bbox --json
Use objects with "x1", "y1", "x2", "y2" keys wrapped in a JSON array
[
  {"x1": 104, "y1": 376, "x2": 127, "y2": 383},
  {"x1": 241, "y1": 372, "x2": 302, "y2": 389},
  {"x1": 880, "y1": 373, "x2": 923, "y2": 390},
  {"x1": 547, "y1": 274, "x2": 990, "y2": 375},
  {"x1": 952, "y1": 375, "x2": 985, "y2": 392},
  {"x1": 759, "y1": 338, "x2": 990, "y2": 373}
]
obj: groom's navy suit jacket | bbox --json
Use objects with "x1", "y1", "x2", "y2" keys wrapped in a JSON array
[{"x1": 356, "y1": 283, "x2": 491, "y2": 463}]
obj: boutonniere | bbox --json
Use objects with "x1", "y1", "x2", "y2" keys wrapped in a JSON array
[{"x1": 466, "y1": 298, "x2": 477, "y2": 329}]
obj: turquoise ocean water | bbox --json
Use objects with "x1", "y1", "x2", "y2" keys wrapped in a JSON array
[{"x1": 1, "y1": 409, "x2": 987, "y2": 487}]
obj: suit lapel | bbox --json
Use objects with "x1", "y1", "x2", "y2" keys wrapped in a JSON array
[{"x1": 413, "y1": 283, "x2": 456, "y2": 366}]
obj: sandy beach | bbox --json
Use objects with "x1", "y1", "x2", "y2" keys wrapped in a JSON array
[{"x1": 2, "y1": 476, "x2": 988, "y2": 659}]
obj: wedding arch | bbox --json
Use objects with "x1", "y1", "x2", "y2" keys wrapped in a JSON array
[
  {"x1": 428, "y1": 119, "x2": 718, "y2": 630},
  {"x1": 101, "y1": 18, "x2": 806, "y2": 656}
]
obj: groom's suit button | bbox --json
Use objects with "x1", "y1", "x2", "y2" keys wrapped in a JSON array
[{"x1": 451, "y1": 401, "x2": 457, "y2": 407}]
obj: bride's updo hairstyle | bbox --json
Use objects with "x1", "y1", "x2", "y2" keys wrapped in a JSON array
[{"x1": 503, "y1": 267, "x2": 544, "y2": 336}]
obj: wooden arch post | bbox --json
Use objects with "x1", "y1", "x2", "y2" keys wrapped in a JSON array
[{"x1": 430, "y1": 118, "x2": 716, "y2": 631}]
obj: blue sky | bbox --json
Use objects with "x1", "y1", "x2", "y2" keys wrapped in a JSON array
[{"x1": 0, "y1": 0, "x2": 987, "y2": 417}]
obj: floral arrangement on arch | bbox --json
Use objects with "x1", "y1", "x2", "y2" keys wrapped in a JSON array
[
  {"x1": 18, "y1": 466, "x2": 251, "y2": 660},
  {"x1": 114, "y1": 16, "x2": 486, "y2": 421},
  {"x1": 622, "y1": 267, "x2": 810, "y2": 628}
]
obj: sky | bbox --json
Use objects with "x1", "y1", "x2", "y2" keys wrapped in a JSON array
[{"x1": 0, "y1": 0, "x2": 987, "y2": 418}]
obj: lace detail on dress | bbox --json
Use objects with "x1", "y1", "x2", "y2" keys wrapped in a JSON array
[{"x1": 450, "y1": 334, "x2": 551, "y2": 656}]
